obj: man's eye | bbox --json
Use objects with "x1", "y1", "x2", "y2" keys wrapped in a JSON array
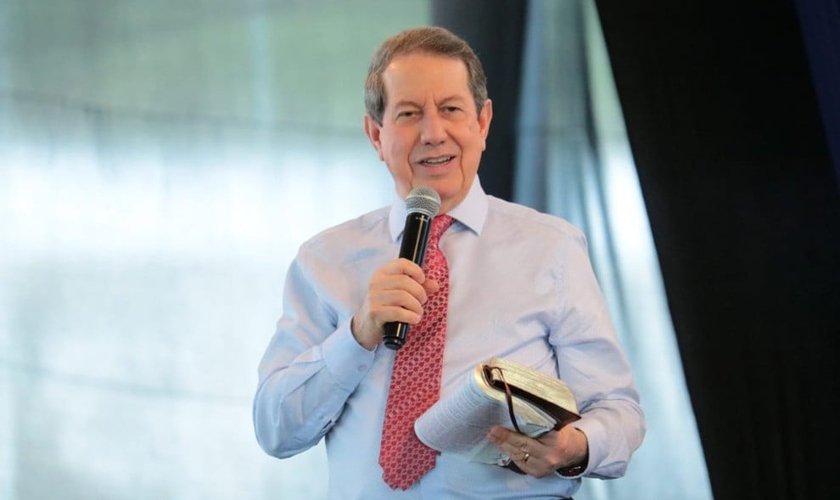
[
  {"x1": 442, "y1": 106, "x2": 461, "y2": 114},
  {"x1": 397, "y1": 110, "x2": 418, "y2": 118}
]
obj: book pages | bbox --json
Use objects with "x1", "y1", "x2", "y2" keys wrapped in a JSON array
[{"x1": 414, "y1": 363, "x2": 557, "y2": 464}]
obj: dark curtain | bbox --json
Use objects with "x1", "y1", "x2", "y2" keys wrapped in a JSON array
[
  {"x1": 593, "y1": 1, "x2": 840, "y2": 499},
  {"x1": 431, "y1": 0, "x2": 527, "y2": 201},
  {"x1": 794, "y1": 0, "x2": 840, "y2": 188}
]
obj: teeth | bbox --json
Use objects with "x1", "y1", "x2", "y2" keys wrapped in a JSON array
[{"x1": 422, "y1": 156, "x2": 453, "y2": 165}]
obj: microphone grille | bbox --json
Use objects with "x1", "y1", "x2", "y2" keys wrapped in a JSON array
[{"x1": 405, "y1": 187, "x2": 441, "y2": 218}]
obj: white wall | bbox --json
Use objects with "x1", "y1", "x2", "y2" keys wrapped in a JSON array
[{"x1": 0, "y1": 2, "x2": 428, "y2": 498}]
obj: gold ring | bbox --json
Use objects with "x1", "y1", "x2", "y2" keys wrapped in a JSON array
[{"x1": 522, "y1": 452, "x2": 530, "y2": 463}]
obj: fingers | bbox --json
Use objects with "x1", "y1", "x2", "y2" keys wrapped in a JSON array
[
  {"x1": 351, "y1": 258, "x2": 440, "y2": 349},
  {"x1": 486, "y1": 426, "x2": 556, "y2": 478},
  {"x1": 487, "y1": 426, "x2": 531, "y2": 460},
  {"x1": 371, "y1": 259, "x2": 438, "y2": 320}
]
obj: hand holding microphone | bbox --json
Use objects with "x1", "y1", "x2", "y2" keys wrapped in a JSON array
[
  {"x1": 349, "y1": 187, "x2": 442, "y2": 351},
  {"x1": 382, "y1": 187, "x2": 442, "y2": 349}
]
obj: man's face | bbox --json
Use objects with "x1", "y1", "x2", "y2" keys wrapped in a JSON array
[{"x1": 364, "y1": 52, "x2": 493, "y2": 213}]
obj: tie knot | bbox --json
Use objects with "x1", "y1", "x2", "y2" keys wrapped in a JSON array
[{"x1": 430, "y1": 215, "x2": 454, "y2": 241}]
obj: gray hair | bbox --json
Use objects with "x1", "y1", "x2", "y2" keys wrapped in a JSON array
[{"x1": 364, "y1": 26, "x2": 488, "y2": 125}]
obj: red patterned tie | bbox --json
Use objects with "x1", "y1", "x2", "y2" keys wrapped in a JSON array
[{"x1": 379, "y1": 214, "x2": 454, "y2": 490}]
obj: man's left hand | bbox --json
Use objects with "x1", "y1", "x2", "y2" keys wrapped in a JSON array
[{"x1": 486, "y1": 424, "x2": 588, "y2": 478}]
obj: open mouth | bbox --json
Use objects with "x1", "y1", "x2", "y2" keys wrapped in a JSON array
[{"x1": 419, "y1": 156, "x2": 454, "y2": 166}]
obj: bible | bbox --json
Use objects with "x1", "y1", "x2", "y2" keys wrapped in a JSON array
[{"x1": 413, "y1": 357, "x2": 581, "y2": 465}]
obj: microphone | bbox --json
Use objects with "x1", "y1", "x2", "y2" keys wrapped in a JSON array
[{"x1": 382, "y1": 186, "x2": 442, "y2": 350}]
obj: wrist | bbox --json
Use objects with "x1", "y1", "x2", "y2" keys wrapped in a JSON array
[
  {"x1": 556, "y1": 456, "x2": 587, "y2": 477},
  {"x1": 556, "y1": 427, "x2": 589, "y2": 477},
  {"x1": 350, "y1": 314, "x2": 378, "y2": 351}
]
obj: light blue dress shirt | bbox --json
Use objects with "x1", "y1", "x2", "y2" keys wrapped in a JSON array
[{"x1": 253, "y1": 178, "x2": 645, "y2": 499}]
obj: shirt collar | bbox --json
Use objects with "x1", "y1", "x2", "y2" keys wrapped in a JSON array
[{"x1": 388, "y1": 177, "x2": 488, "y2": 241}]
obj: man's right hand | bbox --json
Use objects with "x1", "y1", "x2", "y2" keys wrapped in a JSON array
[{"x1": 351, "y1": 258, "x2": 440, "y2": 350}]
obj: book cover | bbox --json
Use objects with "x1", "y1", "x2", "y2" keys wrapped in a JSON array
[{"x1": 414, "y1": 357, "x2": 580, "y2": 464}]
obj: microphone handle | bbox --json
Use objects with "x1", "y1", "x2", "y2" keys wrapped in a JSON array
[{"x1": 383, "y1": 213, "x2": 433, "y2": 350}]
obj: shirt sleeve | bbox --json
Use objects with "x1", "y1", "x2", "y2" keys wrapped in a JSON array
[
  {"x1": 252, "y1": 252, "x2": 376, "y2": 458},
  {"x1": 550, "y1": 230, "x2": 647, "y2": 479}
]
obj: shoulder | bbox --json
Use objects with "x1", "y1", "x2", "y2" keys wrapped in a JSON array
[
  {"x1": 298, "y1": 205, "x2": 391, "y2": 259},
  {"x1": 485, "y1": 196, "x2": 587, "y2": 246}
]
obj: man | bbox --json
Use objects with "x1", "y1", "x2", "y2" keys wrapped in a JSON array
[{"x1": 253, "y1": 26, "x2": 645, "y2": 499}]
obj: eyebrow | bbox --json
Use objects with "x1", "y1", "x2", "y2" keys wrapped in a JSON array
[{"x1": 392, "y1": 96, "x2": 468, "y2": 110}]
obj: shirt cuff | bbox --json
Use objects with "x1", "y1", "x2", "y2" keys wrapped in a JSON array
[
  {"x1": 320, "y1": 318, "x2": 377, "y2": 391},
  {"x1": 556, "y1": 418, "x2": 604, "y2": 477}
]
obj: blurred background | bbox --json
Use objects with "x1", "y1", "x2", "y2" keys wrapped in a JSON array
[
  {"x1": 1, "y1": 2, "x2": 416, "y2": 499},
  {"x1": 17, "y1": 0, "x2": 838, "y2": 498}
]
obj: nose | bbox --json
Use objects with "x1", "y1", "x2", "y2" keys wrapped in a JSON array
[{"x1": 419, "y1": 111, "x2": 446, "y2": 145}]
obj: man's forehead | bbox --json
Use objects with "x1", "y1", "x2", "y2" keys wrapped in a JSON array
[
  {"x1": 382, "y1": 53, "x2": 471, "y2": 103},
  {"x1": 384, "y1": 51, "x2": 467, "y2": 75}
]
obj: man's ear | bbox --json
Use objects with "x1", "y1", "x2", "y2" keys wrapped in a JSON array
[
  {"x1": 363, "y1": 114, "x2": 385, "y2": 161},
  {"x1": 478, "y1": 99, "x2": 493, "y2": 147}
]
